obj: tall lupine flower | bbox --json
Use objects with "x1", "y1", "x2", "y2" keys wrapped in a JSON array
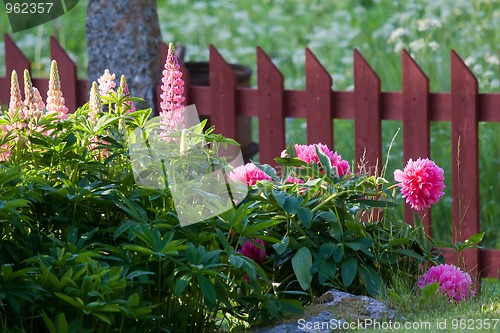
[
  {"x1": 98, "y1": 69, "x2": 116, "y2": 97},
  {"x1": 394, "y1": 158, "x2": 445, "y2": 210},
  {"x1": 119, "y1": 75, "x2": 135, "y2": 113},
  {"x1": 227, "y1": 163, "x2": 272, "y2": 186},
  {"x1": 46, "y1": 60, "x2": 68, "y2": 120},
  {"x1": 159, "y1": 43, "x2": 185, "y2": 140},
  {"x1": 88, "y1": 81, "x2": 102, "y2": 125},
  {"x1": 418, "y1": 264, "x2": 475, "y2": 301},
  {"x1": 23, "y1": 69, "x2": 44, "y2": 119},
  {"x1": 7, "y1": 70, "x2": 25, "y2": 130}
]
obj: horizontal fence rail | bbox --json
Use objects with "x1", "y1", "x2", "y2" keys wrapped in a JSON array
[{"x1": 2, "y1": 34, "x2": 500, "y2": 283}]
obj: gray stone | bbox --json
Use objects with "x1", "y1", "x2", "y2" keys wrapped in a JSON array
[
  {"x1": 250, "y1": 289, "x2": 396, "y2": 333},
  {"x1": 86, "y1": 0, "x2": 162, "y2": 110}
]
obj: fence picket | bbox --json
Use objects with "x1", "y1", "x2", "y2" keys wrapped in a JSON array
[
  {"x1": 402, "y1": 50, "x2": 431, "y2": 231},
  {"x1": 451, "y1": 50, "x2": 480, "y2": 287},
  {"x1": 257, "y1": 47, "x2": 285, "y2": 166},
  {"x1": 305, "y1": 49, "x2": 333, "y2": 148},
  {"x1": 354, "y1": 49, "x2": 382, "y2": 176}
]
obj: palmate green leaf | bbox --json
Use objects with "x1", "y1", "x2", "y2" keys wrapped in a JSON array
[
  {"x1": 175, "y1": 275, "x2": 192, "y2": 297},
  {"x1": 196, "y1": 274, "x2": 217, "y2": 308},
  {"x1": 318, "y1": 260, "x2": 337, "y2": 284},
  {"x1": 292, "y1": 247, "x2": 313, "y2": 291},
  {"x1": 273, "y1": 236, "x2": 290, "y2": 255},
  {"x1": 341, "y1": 258, "x2": 357, "y2": 287},
  {"x1": 54, "y1": 293, "x2": 85, "y2": 310},
  {"x1": 274, "y1": 157, "x2": 309, "y2": 168},
  {"x1": 315, "y1": 145, "x2": 333, "y2": 178},
  {"x1": 358, "y1": 264, "x2": 384, "y2": 296}
]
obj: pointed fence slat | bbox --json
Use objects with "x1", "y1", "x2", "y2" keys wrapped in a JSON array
[
  {"x1": 306, "y1": 49, "x2": 333, "y2": 147},
  {"x1": 2, "y1": 34, "x2": 31, "y2": 104},
  {"x1": 354, "y1": 49, "x2": 382, "y2": 175},
  {"x1": 450, "y1": 50, "x2": 480, "y2": 287},
  {"x1": 50, "y1": 36, "x2": 78, "y2": 113},
  {"x1": 209, "y1": 46, "x2": 237, "y2": 141},
  {"x1": 402, "y1": 50, "x2": 431, "y2": 231},
  {"x1": 257, "y1": 48, "x2": 285, "y2": 166}
]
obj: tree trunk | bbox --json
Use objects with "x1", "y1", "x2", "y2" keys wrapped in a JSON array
[{"x1": 86, "y1": 0, "x2": 162, "y2": 110}]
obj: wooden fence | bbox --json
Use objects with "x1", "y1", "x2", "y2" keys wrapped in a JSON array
[{"x1": 1, "y1": 34, "x2": 499, "y2": 284}]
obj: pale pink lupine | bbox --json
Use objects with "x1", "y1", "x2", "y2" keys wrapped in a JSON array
[
  {"x1": 119, "y1": 75, "x2": 135, "y2": 113},
  {"x1": 23, "y1": 70, "x2": 44, "y2": 120},
  {"x1": 88, "y1": 81, "x2": 102, "y2": 125},
  {"x1": 6, "y1": 70, "x2": 25, "y2": 130},
  {"x1": 97, "y1": 69, "x2": 116, "y2": 97},
  {"x1": 159, "y1": 43, "x2": 185, "y2": 140},
  {"x1": 46, "y1": 60, "x2": 68, "y2": 120}
]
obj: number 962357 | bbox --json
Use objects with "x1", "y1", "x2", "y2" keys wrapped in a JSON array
[{"x1": 5, "y1": 2, "x2": 53, "y2": 14}]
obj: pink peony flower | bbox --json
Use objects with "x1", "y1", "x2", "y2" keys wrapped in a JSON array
[
  {"x1": 285, "y1": 176, "x2": 305, "y2": 184},
  {"x1": 98, "y1": 69, "x2": 116, "y2": 97},
  {"x1": 239, "y1": 239, "x2": 266, "y2": 264},
  {"x1": 227, "y1": 163, "x2": 272, "y2": 186},
  {"x1": 394, "y1": 158, "x2": 445, "y2": 210},
  {"x1": 418, "y1": 264, "x2": 475, "y2": 301},
  {"x1": 159, "y1": 43, "x2": 185, "y2": 140},
  {"x1": 283, "y1": 144, "x2": 350, "y2": 177},
  {"x1": 46, "y1": 60, "x2": 68, "y2": 120}
]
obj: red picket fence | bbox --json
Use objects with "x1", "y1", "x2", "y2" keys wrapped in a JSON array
[{"x1": 1, "y1": 34, "x2": 499, "y2": 285}]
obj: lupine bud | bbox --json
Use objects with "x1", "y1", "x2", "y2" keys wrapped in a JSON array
[
  {"x1": 88, "y1": 81, "x2": 102, "y2": 125},
  {"x1": 119, "y1": 75, "x2": 135, "y2": 113}
]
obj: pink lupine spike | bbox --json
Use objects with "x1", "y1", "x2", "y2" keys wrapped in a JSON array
[
  {"x1": 159, "y1": 43, "x2": 185, "y2": 140},
  {"x1": 88, "y1": 81, "x2": 102, "y2": 125},
  {"x1": 8, "y1": 70, "x2": 24, "y2": 118},
  {"x1": 23, "y1": 69, "x2": 42, "y2": 119},
  {"x1": 98, "y1": 69, "x2": 116, "y2": 97},
  {"x1": 46, "y1": 60, "x2": 69, "y2": 120},
  {"x1": 120, "y1": 75, "x2": 135, "y2": 113}
]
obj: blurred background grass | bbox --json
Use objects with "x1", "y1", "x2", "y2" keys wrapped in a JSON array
[{"x1": 1, "y1": 0, "x2": 500, "y2": 248}]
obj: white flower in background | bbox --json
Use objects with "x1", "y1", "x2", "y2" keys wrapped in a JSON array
[
  {"x1": 417, "y1": 18, "x2": 442, "y2": 32},
  {"x1": 409, "y1": 39, "x2": 426, "y2": 52},
  {"x1": 486, "y1": 55, "x2": 499, "y2": 65},
  {"x1": 428, "y1": 41, "x2": 440, "y2": 51},
  {"x1": 388, "y1": 27, "x2": 407, "y2": 43}
]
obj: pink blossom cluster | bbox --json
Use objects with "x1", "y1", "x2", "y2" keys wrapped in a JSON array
[
  {"x1": 394, "y1": 158, "x2": 445, "y2": 210},
  {"x1": 282, "y1": 143, "x2": 350, "y2": 177},
  {"x1": 418, "y1": 264, "x2": 475, "y2": 301},
  {"x1": 97, "y1": 69, "x2": 116, "y2": 97},
  {"x1": 159, "y1": 43, "x2": 185, "y2": 140},
  {"x1": 227, "y1": 163, "x2": 272, "y2": 186},
  {"x1": 238, "y1": 239, "x2": 266, "y2": 264},
  {"x1": 46, "y1": 60, "x2": 69, "y2": 120}
]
